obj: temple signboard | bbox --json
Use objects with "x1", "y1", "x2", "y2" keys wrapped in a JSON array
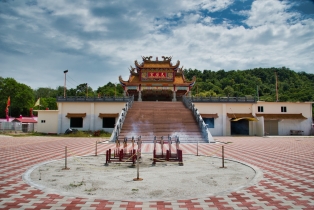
[{"x1": 141, "y1": 70, "x2": 173, "y2": 81}]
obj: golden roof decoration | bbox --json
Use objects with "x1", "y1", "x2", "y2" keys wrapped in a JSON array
[{"x1": 134, "y1": 56, "x2": 180, "y2": 69}]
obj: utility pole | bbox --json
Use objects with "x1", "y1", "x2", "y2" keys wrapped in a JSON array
[{"x1": 63, "y1": 70, "x2": 68, "y2": 98}]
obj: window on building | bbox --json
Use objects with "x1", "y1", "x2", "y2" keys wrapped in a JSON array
[
  {"x1": 102, "y1": 117, "x2": 115, "y2": 128},
  {"x1": 70, "y1": 117, "x2": 83, "y2": 128},
  {"x1": 203, "y1": 118, "x2": 215, "y2": 128},
  {"x1": 281, "y1": 106, "x2": 287, "y2": 112},
  {"x1": 258, "y1": 106, "x2": 264, "y2": 112}
]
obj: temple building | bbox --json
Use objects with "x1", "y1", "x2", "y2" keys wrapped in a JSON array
[
  {"x1": 119, "y1": 56, "x2": 196, "y2": 101},
  {"x1": 33, "y1": 56, "x2": 313, "y2": 137}
]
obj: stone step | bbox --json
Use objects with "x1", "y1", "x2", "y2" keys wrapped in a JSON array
[
  {"x1": 118, "y1": 101, "x2": 207, "y2": 143},
  {"x1": 120, "y1": 126, "x2": 200, "y2": 130}
]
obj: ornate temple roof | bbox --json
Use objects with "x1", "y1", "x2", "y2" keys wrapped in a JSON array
[
  {"x1": 120, "y1": 56, "x2": 196, "y2": 87},
  {"x1": 134, "y1": 56, "x2": 179, "y2": 69}
]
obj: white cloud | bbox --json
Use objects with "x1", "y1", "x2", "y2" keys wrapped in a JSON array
[
  {"x1": 201, "y1": 0, "x2": 235, "y2": 12},
  {"x1": 243, "y1": 0, "x2": 299, "y2": 27},
  {"x1": 0, "y1": 0, "x2": 313, "y2": 90},
  {"x1": 179, "y1": 0, "x2": 234, "y2": 12}
]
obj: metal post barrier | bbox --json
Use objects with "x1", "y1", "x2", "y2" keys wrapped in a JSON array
[
  {"x1": 95, "y1": 141, "x2": 97, "y2": 156},
  {"x1": 116, "y1": 139, "x2": 120, "y2": 148},
  {"x1": 62, "y1": 146, "x2": 70, "y2": 170},
  {"x1": 137, "y1": 136, "x2": 142, "y2": 159},
  {"x1": 178, "y1": 150, "x2": 183, "y2": 166},
  {"x1": 109, "y1": 149, "x2": 111, "y2": 162},
  {"x1": 153, "y1": 136, "x2": 156, "y2": 151},
  {"x1": 161, "y1": 136, "x2": 164, "y2": 157},
  {"x1": 119, "y1": 149, "x2": 123, "y2": 161},
  {"x1": 220, "y1": 146, "x2": 226, "y2": 168},
  {"x1": 197, "y1": 140, "x2": 199, "y2": 156},
  {"x1": 132, "y1": 149, "x2": 136, "y2": 166},
  {"x1": 123, "y1": 137, "x2": 128, "y2": 154},
  {"x1": 168, "y1": 135, "x2": 172, "y2": 156},
  {"x1": 133, "y1": 149, "x2": 143, "y2": 181},
  {"x1": 176, "y1": 136, "x2": 180, "y2": 150},
  {"x1": 105, "y1": 150, "x2": 109, "y2": 166},
  {"x1": 152, "y1": 150, "x2": 156, "y2": 165}
]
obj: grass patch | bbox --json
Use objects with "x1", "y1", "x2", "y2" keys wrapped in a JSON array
[
  {"x1": 63, "y1": 130, "x2": 111, "y2": 137},
  {"x1": 3, "y1": 132, "x2": 55, "y2": 137},
  {"x1": 69, "y1": 181, "x2": 85, "y2": 187},
  {"x1": 85, "y1": 187, "x2": 97, "y2": 192}
]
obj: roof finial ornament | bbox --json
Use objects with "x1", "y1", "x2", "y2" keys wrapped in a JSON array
[
  {"x1": 162, "y1": 56, "x2": 172, "y2": 61},
  {"x1": 129, "y1": 65, "x2": 136, "y2": 73},
  {"x1": 142, "y1": 56, "x2": 152, "y2": 61}
]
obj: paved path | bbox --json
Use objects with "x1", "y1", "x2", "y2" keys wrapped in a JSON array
[{"x1": 0, "y1": 136, "x2": 313, "y2": 209}]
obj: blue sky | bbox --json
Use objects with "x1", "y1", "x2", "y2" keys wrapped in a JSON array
[{"x1": 0, "y1": 0, "x2": 313, "y2": 90}]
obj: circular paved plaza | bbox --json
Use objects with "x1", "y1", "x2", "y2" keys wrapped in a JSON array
[{"x1": 0, "y1": 136, "x2": 314, "y2": 209}]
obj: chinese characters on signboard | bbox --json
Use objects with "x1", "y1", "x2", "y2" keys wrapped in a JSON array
[{"x1": 141, "y1": 71, "x2": 173, "y2": 81}]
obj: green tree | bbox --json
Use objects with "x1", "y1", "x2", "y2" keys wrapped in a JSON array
[
  {"x1": 34, "y1": 87, "x2": 57, "y2": 99},
  {"x1": 74, "y1": 83, "x2": 94, "y2": 97},
  {"x1": 223, "y1": 86, "x2": 234, "y2": 96},
  {"x1": 97, "y1": 82, "x2": 123, "y2": 97},
  {"x1": 41, "y1": 98, "x2": 58, "y2": 110},
  {"x1": 0, "y1": 77, "x2": 34, "y2": 118}
]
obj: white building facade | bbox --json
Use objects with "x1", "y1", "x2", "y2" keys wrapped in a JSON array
[
  {"x1": 194, "y1": 100, "x2": 313, "y2": 136},
  {"x1": 35, "y1": 97, "x2": 130, "y2": 134},
  {"x1": 35, "y1": 96, "x2": 313, "y2": 136}
]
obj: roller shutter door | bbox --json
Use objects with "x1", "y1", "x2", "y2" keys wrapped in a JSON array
[{"x1": 265, "y1": 120, "x2": 278, "y2": 135}]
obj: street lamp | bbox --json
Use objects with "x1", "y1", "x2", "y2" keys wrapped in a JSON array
[{"x1": 63, "y1": 70, "x2": 68, "y2": 98}]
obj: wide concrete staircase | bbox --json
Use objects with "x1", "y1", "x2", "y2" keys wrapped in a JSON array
[{"x1": 118, "y1": 101, "x2": 206, "y2": 143}]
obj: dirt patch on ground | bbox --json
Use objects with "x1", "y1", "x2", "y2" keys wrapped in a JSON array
[{"x1": 24, "y1": 154, "x2": 261, "y2": 201}]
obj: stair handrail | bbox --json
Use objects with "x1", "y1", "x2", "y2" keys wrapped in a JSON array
[
  {"x1": 182, "y1": 96, "x2": 215, "y2": 143},
  {"x1": 182, "y1": 95, "x2": 192, "y2": 109},
  {"x1": 110, "y1": 95, "x2": 134, "y2": 141}
]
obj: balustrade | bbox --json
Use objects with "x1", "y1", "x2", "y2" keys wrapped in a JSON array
[
  {"x1": 182, "y1": 96, "x2": 214, "y2": 143},
  {"x1": 109, "y1": 95, "x2": 134, "y2": 141}
]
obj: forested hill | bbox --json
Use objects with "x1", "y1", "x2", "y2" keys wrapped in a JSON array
[
  {"x1": 184, "y1": 67, "x2": 314, "y2": 102},
  {"x1": 1, "y1": 67, "x2": 313, "y2": 118}
]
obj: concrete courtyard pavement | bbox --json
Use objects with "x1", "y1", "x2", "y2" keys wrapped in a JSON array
[{"x1": 0, "y1": 136, "x2": 313, "y2": 210}]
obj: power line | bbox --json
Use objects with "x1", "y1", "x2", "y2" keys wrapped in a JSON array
[
  {"x1": 67, "y1": 75, "x2": 80, "y2": 85},
  {"x1": 66, "y1": 79, "x2": 77, "y2": 87}
]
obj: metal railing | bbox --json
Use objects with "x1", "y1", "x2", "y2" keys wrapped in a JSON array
[
  {"x1": 56, "y1": 96, "x2": 132, "y2": 102},
  {"x1": 0, "y1": 122, "x2": 34, "y2": 133},
  {"x1": 189, "y1": 96, "x2": 256, "y2": 103},
  {"x1": 109, "y1": 95, "x2": 134, "y2": 142},
  {"x1": 182, "y1": 96, "x2": 214, "y2": 143}
]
